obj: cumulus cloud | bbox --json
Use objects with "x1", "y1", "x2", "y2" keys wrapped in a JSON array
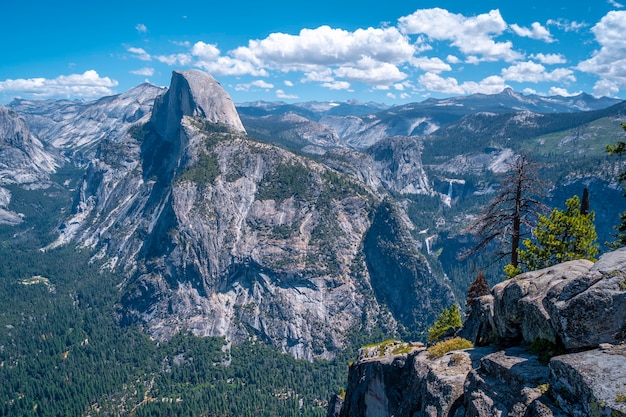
[
  {"x1": 510, "y1": 22, "x2": 554, "y2": 42},
  {"x1": 154, "y1": 53, "x2": 193, "y2": 66},
  {"x1": 127, "y1": 46, "x2": 152, "y2": 61},
  {"x1": 399, "y1": 8, "x2": 522, "y2": 62},
  {"x1": 0, "y1": 70, "x2": 118, "y2": 100},
  {"x1": 191, "y1": 42, "x2": 221, "y2": 60},
  {"x1": 577, "y1": 11, "x2": 626, "y2": 95},
  {"x1": 322, "y1": 81, "x2": 351, "y2": 90},
  {"x1": 547, "y1": 19, "x2": 586, "y2": 32},
  {"x1": 418, "y1": 72, "x2": 507, "y2": 95},
  {"x1": 238, "y1": 25, "x2": 414, "y2": 68},
  {"x1": 592, "y1": 79, "x2": 620, "y2": 97},
  {"x1": 135, "y1": 23, "x2": 148, "y2": 34},
  {"x1": 130, "y1": 67, "x2": 154, "y2": 76},
  {"x1": 196, "y1": 56, "x2": 268, "y2": 77},
  {"x1": 284, "y1": 80, "x2": 294, "y2": 87},
  {"x1": 530, "y1": 53, "x2": 567, "y2": 64},
  {"x1": 548, "y1": 87, "x2": 582, "y2": 96},
  {"x1": 276, "y1": 89, "x2": 298, "y2": 99},
  {"x1": 235, "y1": 80, "x2": 274, "y2": 91},
  {"x1": 411, "y1": 56, "x2": 451, "y2": 73},
  {"x1": 502, "y1": 61, "x2": 575, "y2": 83},
  {"x1": 333, "y1": 57, "x2": 407, "y2": 85},
  {"x1": 301, "y1": 69, "x2": 334, "y2": 83}
]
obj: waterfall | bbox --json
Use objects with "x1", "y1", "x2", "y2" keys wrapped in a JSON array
[
  {"x1": 425, "y1": 235, "x2": 437, "y2": 255},
  {"x1": 447, "y1": 180, "x2": 453, "y2": 200}
]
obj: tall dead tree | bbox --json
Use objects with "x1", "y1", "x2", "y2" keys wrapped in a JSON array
[{"x1": 463, "y1": 154, "x2": 547, "y2": 268}]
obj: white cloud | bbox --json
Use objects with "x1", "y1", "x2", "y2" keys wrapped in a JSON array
[
  {"x1": 502, "y1": 61, "x2": 575, "y2": 83},
  {"x1": 130, "y1": 67, "x2": 154, "y2": 76},
  {"x1": 547, "y1": 19, "x2": 586, "y2": 32},
  {"x1": 333, "y1": 57, "x2": 407, "y2": 85},
  {"x1": 608, "y1": 0, "x2": 624, "y2": 8},
  {"x1": 592, "y1": 78, "x2": 620, "y2": 97},
  {"x1": 226, "y1": 25, "x2": 415, "y2": 85},
  {"x1": 446, "y1": 55, "x2": 461, "y2": 64},
  {"x1": 548, "y1": 87, "x2": 582, "y2": 96},
  {"x1": 239, "y1": 25, "x2": 414, "y2": 68},
  {"x1": 127, "y1": 46, "x2": 152, "y2": 61},
  {"x1": 418, "y1": 72, "x2": 507, "y2": 95},
  {"x1": 578, "y1": 11, "x2": 626, "y2": 95},
  {"x1": 189, "y1": 41, "x2": 267, "y2": 76},
  {"x1": 276, "y1": 89, "x2": 298, "y2": 99},
  {"x1": 251, "y1": 80, "x2": 273, "y2": 89},
  {"x1": 196, "y1": 56, "x2": 268, "y2": 77},
  {"x1": 530, "y1": 53, "x2": 567, "y2": 64},
  {"x1": 510, "y1": 22, "x2": 554, "y2": 42},
  {"x1": 154, "y1": 53, "x2": 193, "y2": 66},
  {"x1": 284, "y1": 80, "x2": 294, "y2": 87},
  {"x1": 235, "y1": 80, "x2": 274, "y2": 92},
  {"x1": 0, "y1": 70, "x2": 118, "y2": 99},
  {"x1": 410, "y1": 56, "x2": 451, "y2": 73},
  {"x1": 399, "y1": 8, "x2": 522, "y2": 62},
  {"x1": 321, "y1": 81, "x2": 351, "y2": 90},
  {"x1": 191, "y1": 42, "x2": 220, "y2": 60},
  {"x1": 301, "y1": 69, "x2": 334, "y2": 83},
  {"x1": 135, "y1": 23, "x2": 148, "y2": 34}
]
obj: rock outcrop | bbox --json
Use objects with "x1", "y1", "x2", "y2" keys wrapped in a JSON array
[{"x1": 335, "y1": 249, "x2": 626, "y2": 416}]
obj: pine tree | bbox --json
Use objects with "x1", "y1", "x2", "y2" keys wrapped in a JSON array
[
  {"x1": 463, "y1": 154, "x2": 547, "y2": 270},
  {"x1": 606, "y1": 123, "x2": 626, "y2": 247},
  {"x1": 508, "y1": 194, "x2": 598, "y2": 276},
  {"x1": 427, "y1": 304, "x2": 462, "y2": 343},
  {"x1": 465, "y1": 271, "x2": 490, "y2": 308}
]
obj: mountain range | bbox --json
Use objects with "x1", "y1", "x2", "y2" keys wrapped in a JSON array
[{"x1": 2, "y1": 70, "x2": 626, "y2": 362}]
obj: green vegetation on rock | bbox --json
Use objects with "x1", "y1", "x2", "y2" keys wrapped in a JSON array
[
  {"x1": 507, "y1": 194, "x2": 598, "y2": 277},
  {"x1": 427, "y1": 337, "x2": 473, "y2": 359},
  {"x1": 427, "y1": 304, "x2": 462, "y2": 343}
]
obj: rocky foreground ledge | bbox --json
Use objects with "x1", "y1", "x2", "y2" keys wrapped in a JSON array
[{"x1": 331, "y1": 249, "x2": 626, "y2": 417}]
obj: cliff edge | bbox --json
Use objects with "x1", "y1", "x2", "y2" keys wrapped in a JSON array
[{"x1": 334, "y1": 248, "x2": 626, "y2": 417}]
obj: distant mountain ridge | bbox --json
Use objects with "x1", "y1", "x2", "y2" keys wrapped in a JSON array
[{"x1": 238, "y1": 89, "x2": 621, "y2": 151}]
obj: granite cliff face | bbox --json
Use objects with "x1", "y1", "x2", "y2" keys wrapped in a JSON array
[
  {"x1": 335, "y1": 249, "x2": 626, "y2": 417},
  {"x1": 0, "y1": 106, "x2": 59, "y2": 224},
  {"x1": 41, "y1": 69, "x2": 453, "y2": 359}
]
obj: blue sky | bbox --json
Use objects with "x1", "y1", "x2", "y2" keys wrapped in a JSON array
[{"x1": 2, "y1": 0, "x2": 626, "y2": 105}]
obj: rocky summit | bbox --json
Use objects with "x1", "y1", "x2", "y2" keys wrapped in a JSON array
[
  {"x1": 334, "y1": 249, "x2": 626, "y2": 417},
  {"x1": 34, "y1": 69, "x2": 453, "y2": 360}
]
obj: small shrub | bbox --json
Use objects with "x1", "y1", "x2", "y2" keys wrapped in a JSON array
[
  {"x1": 427, "y1": 337, "x2": 473, "y2": 359},
  {"x1": 537, "y1": 383, "x2": 550, "y2": 394},
  {"x1": 616, "y1": 392, "x2": 626, "y2": 403},
  {"x1": 528, "y1": 338, "x2": 566, "y2": 364}
]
